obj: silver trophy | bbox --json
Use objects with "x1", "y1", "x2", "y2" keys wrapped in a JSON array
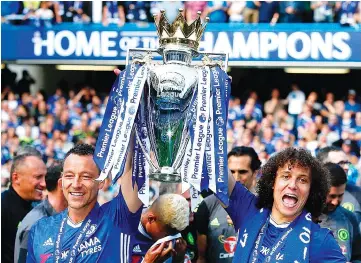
[{"x1": 127, "y1": 9, "x2": 228, "y2": 183}]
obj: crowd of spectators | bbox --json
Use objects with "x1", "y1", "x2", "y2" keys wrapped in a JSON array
[
  {"x1": 1, "y1": 66, "x2": 361, "y2": 191},
  {"x1": 1, "y1": 1, "x2": 360, "y2": 27}
]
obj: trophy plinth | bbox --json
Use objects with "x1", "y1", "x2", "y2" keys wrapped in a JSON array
[{"x1": 150, "y1": 168, "x2": 181, "y2": 183}]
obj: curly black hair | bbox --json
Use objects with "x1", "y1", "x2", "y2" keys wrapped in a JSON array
[{"x1": 256, "y1": 147, "x2": 330, "y2": 219}]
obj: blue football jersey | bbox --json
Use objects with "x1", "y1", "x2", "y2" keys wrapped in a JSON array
[
  {"x1": 225, "y1": 183, "x2": 346, "y2": 263},
  {"x1": 26, "y1": 190, "x2": 141, "y2": 263}
]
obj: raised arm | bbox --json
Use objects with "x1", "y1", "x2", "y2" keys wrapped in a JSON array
[{"x1": 120, "y1": 134, "x2": 143, "y2": 213}]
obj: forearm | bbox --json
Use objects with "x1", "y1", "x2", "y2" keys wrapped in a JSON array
[{"x1": 121, "y1": 132, "x2": 142, "y2": 213}]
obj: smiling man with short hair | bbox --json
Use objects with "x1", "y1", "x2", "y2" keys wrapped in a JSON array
[
  {"x1": 26, "y1": 144, "x2": 143, "y2": 262},
  {"x1": 1, "y1": 152, "x2": 46, "y2": 263}
]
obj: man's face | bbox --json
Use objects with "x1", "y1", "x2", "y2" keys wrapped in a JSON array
[
  {"x1": 272, "y1": 163, "x2": 311, "y2": 222},
  {"x1": 13, "y1": 156, "x2": 46, "y2": 201},
  {"x1": 327, "y1": 151, "x2": 350, "y2": 174},
  {"x1": 228, "y1": 155, "x2": 255, "y2": 190},
  {"x1": 326, "y1": 184, "x2": 346, "y2": 212},
  {"x1": 62, "y1": 154, "x2": 103, "y2": 210}
]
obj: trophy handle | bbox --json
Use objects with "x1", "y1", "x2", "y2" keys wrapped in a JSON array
[{"x1": 134, "y1": 126, "x2": 159, "y2": 172}]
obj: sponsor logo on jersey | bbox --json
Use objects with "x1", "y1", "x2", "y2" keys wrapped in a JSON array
[
  {"x1": 40, "y1": 253, "x2": 52, "y2": 263},
  {"x1": 210, "y1": 218, "x2": 220, "y2": 227},
  {"x1": 342, "y1": 202, "x2": 355, "y2": 212},
  {"x1": 218, "y1": 235, "x2": 237, "y2": 258},
  {"x1": 60, "y1": 236, "x2": 103, "y2": 259},
  {"x1": 337, "y1": 229, "x2": 349, "y2": 241},
  {"x1": 85, "y1": 224, "x2": 97, "y2": 238},
  {"x1": 133, "y1": 245, "x2": 142, "y2": 253},
  {"x1": 43, "y1": 237, "x2": 54, "y2": 246}
]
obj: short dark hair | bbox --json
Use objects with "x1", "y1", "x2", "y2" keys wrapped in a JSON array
[
  {"x1": 323, "y1": 162, "x2": 347, "y2": 187},
  {"x1": 256, "y1": 147, "x2": 330, "y2": 219},
  {"x1": 64, "y1": 143, "x2": 98, "y2": 172},
  {"x1": 227, "y1": 146, "x2": 261, "y2": 172},
  {"x1": 46, "y1": 164, "x2": 62, "y2": 192},
  {"x1": 64, "y1": 143, "x2": 95, "y2": 160},
  {"x1": 317, "y1": 146, "x2": 342, "y2": 164},
  {"x1": 10, "y1": 153, "x2": 43, "y2": 183}
]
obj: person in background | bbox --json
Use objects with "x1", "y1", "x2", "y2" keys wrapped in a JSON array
[
  {"x1": 259, "y1": 1, "x2": 279, "y2": 24},
  {"x1": 184, "y1": 1, "x2": 208, "y2": 22},
  {"x1": 279, "y1": 1, "x2": 304, "y2": 22},
  {"x1": 318, "y1": 146, "x2": 361, "y2": 230},
  {"x1": 319, "y1": 163, "x2": 361, "y2": 262},
  {"x1": 227, "y1": 1, "x2": 246, "y2": 23},
  {"x1": 336, "y1": 1, "x2": 360, "y2": 26},
  {"x1": 1, "y1": 152, "x2": 47, "y2": 263},
  {"x1": 344, "y1": 89, "x2": 361, "y2": 116},
  {"x1": 203, "y1": 1, "x2": 229, "y2": 23},
  {"x1": 311, "y1": 1, "x2": 334, "y2": 22},
  {"x1": 131, "y1": 194, "x2": 189, "y2": 263},
  {"x1": 243, "y1": 1, "x2": 260, "y2": 23},
  {"x1": 102, "y1": 1, "x2": 125, "y2": 26},
  {"x1": 195, "y1": 146, "x2": 261, "y2": 263},
  {"x1": 285, "y1": 83, "x2": 305, "y2": 138},
  {"x1": 59, "y1": 1, "x2": 91, "y2": 23},
  {"x1": 14, "y1": 163, "x2": 67, "y2": 263}
]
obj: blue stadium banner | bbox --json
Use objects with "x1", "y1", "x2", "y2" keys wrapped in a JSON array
[{"x1": 2, "y1": 23, "x2": 361, "y2": 67}]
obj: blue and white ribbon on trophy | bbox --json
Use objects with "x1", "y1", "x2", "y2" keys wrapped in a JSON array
[{"x1": 94, "y1": 61, "x2": 230, "y2": 208}]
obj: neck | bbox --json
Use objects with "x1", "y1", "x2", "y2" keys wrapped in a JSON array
[
  {"x1": 271, "y1": 206, "x2": 301, "y2": 224},
  {"x1": 12, "y1": 184, "x2": 31, "y2": 202},
  {"x1": 47, "y1": 191, "x2": 67, "y2": 213},
  {"x1": 68, "y1": 201, "x2": 96, "y2": 224}
]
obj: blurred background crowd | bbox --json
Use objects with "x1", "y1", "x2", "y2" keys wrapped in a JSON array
[
  {"x1": 2, "y1": 65, "x2": 361, "y2": 193},
  {"x1": 1, "y1": 1, "x2": 361, "y2": 27}
]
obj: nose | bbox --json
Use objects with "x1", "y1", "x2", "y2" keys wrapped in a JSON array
[
  {"x1": 331, "y1": 198, "x2": 340, "y2": 207},
  {"x1": 287, "y1": 178, "x2": 297, "y2": 190},
  {"x1": 71, "y1": 175, "x2": 82, "y2": 188},
  {"x1": 39, "y1": 176, "x2": 46, "y2": 189}
]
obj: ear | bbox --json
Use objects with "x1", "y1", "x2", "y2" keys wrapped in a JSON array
[
  {"x1": 147, "y1": 212, "x2": 157, "y2": 223},
  {"x1": 98, "y1": 179, "x2": 105, "y2": 190},
  {"x1": 12, "y1": 172, "x2": 20, "y2": 185},
  {"x1": 58, "y1": 178, "x2": 63, "y2": 190}
]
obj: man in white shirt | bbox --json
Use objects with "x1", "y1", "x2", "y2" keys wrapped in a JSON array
[{"x1": 285, "y1": 83, "x2": 305, "y2": 138}]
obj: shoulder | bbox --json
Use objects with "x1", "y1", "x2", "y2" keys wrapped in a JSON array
[
  {"x1": 18, "y1": 205, "x2": 46, "y2": 232},
  {"x1": 203, "y1": 194, "x2": 219, "y2": 208},
  {"x1": 31, "y1": 211, "x2": 63, "y2": 233},
  {"x1": 310, "y1": 223, "x2": 341, "y2": 254}
]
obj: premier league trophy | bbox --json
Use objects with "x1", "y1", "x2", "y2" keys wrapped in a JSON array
[{"x1": 94, "y1": 9, "x2": 231, "y2": 208}]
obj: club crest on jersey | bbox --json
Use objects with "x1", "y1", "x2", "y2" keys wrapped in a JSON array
[{"x1": 85, "y1": 224, "x2": 97, "y2": 238}]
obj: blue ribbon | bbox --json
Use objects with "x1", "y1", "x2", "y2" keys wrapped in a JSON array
[{"x1": 211, "y1": 66, "x2": 229, "y2": 206}]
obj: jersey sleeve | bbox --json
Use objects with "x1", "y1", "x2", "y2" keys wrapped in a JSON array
[
  {"x1": 314, "y1": 231, "x2": 347, "y2": 263},
  {"x1": 225, "y1": 182, "x2": 257, "y2": 231},
  {"x1": 102, "y1": 187, "x2": 142, "y2": 234},
  {"x1": 346, "y1": 210, "x2": 361, "y2": 262},
  {"x1": 25, "y1": 227, "x2": 36, "y2": 263},
  {"x1": 195, "y1": 200, "x2": 210, "y2": 235}
]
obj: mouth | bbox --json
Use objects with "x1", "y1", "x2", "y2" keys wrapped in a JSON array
[
  {"x1": 35, "y1": 189, "x2": 43, "y2": 194},
  {"x1": 70, "y1": 192, "x2": 85, "y2": 197},
  {"x1": 282, "y1": 193, "x2": 299, "y2": 208}
]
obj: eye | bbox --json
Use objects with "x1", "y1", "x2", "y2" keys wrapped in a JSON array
[
  {"x1": 281, "y1": 174, "x2": 290, "y2": 180},
  {"x1": 63, "y1": 174, "x2": 75, "y2": 179},
  {"x1": 299, "y1": 177, "x2": 308, "y2": 184}
]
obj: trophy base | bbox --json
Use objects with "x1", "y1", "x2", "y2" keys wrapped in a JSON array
[{"x1": 149, "y1": 172, "x2": 181, "y2": 183}]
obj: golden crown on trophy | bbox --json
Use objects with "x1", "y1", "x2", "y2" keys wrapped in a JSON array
[{"x1": 153, "y1": 9, "x2": 209, "y2": 51}]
